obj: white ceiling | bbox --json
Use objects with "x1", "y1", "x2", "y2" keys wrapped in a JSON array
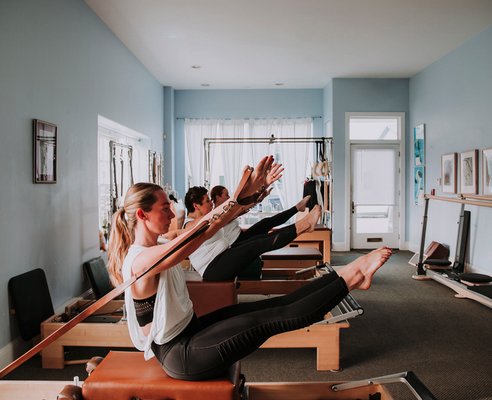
[{"x1": 85, "y1": 0, "x2": 492, "y2": 89}]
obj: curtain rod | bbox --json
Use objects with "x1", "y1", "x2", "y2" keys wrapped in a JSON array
[
  {"x1": 204, "y1": 136, "x2": 332, "y2": 144},
  {"x1": 176, "y1": 116, "x2": 322, "y2": 120}
]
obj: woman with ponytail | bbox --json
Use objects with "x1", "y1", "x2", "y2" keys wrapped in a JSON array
[{"x1": 107, "y1": 155, "x2": 392, "y2": 381}]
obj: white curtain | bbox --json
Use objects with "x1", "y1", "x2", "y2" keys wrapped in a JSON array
[
  {"x1": 217, "y1": 120, "x2": 249, "y2": 194},
  {"x1": 184, "y1": 119, "x2": 219, "y2": 187},
  {"x1": 251, "y1": 118, "x2": 312, "y2": 209},
  {"x1": 184, "y1": 118, "x2": 313, "y2": 210}
]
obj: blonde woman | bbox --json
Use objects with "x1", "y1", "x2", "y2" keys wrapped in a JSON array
[{"x1": 108, "y1": 155, "x2": 392, "y2": 381}]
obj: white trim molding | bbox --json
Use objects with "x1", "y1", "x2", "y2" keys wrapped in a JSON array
[{"x1": 344, "y1": 112, "x2": 406, "y2": 250}]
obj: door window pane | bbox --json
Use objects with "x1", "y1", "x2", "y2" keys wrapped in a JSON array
[
  {"x1": 349, "y1": 118, "x2": 398, "y2": 140},
  {"x1": 355, "y1": 205, "x2": 395, "y2": 233},
  {"x1": 353, "y1": 148, "x2": 396, "y2": 205}
]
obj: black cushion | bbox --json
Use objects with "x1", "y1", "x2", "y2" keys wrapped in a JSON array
[
  {"x1": 8, "y1": 268, "x2": 54, "y2": 340},
  {"x1": 83, "y1": 257, "x2": 114, "y2": 299},
  {"x1": 424, "y1": 259, "x2": 452, "y2": 267},
  {"x1": 458, "y1": 273, "x2": 492, "y2": 284}
]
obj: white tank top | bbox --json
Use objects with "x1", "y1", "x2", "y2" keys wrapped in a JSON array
[{"x1": 122, "y1": 244, "x2": 194, "y2": 360}]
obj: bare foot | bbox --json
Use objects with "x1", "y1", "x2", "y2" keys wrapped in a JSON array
[
  {"x1": 295, "y1": 205, "x2": 321, "y2": 234},
  {"x1": 296, "y1": 195, "x2": 311, "y2": 212},
  {"x1": 337, "y1": 247, "x2": 392, "y2": 291}
]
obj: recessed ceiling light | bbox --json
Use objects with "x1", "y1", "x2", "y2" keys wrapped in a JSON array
[
  {"x1": 201, "y1": 83, "x2": 210, "y2": 87},
  {"x1": 191, "y1": 65, "x2": 201, "y2": 69},
  {"x1": 275, "y1": 83, "x2": 284, "y2": 86}
]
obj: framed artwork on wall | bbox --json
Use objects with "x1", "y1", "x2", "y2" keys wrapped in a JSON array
[
  {"x1": 414, "y1": 166, "x2": 425, "y2": 205},
  {"x1": 482, "y1": 147, "x2": 492, "y2": 195},
  {"x1": 441, "y1": 153, "x2": 457, "y2": 194},
  {"x1": 33, "y1": 119, "x2": 57, "y2": 183},
  {"x1": 459, "y1": 149, "x2": 478, "y2": 194},
  {"x1": 413, "y1": 124, "x2": 425, "y2": 166}
]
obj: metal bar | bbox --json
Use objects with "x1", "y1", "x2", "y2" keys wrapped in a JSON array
[
  {"x1": 416, "y1": 197, "x2": 430, "y2": 276},
  {"x1": 176, "y1": 116, "x2": 323, "y2": 120},
  {"x1": 332, "y1": 371, "x2": 437, "y2": 400}
]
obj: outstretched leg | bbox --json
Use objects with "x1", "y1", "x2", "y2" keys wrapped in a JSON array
[
  {"x1": 237, "y1": 196, "x2": 311, "y2": 241},
  {"x1": 203, "y1": 206, "x2": 321, "y2": 281},
  {"x1": 152, "y1": 247, "x2": 392, "y2": 380}
]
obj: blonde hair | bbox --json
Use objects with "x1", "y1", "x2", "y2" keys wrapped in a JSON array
[{"x1": 107, "y1": 182, "x2": 163, "y2": 285}]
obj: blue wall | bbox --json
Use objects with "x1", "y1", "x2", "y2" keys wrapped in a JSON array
[
  {"x1": 0, "y1": 0, "x2": 163, "y2": 354},
  {"x1": 172, "y1": 89, "x2": 324, "y2": 197},
  {"x1": 408, "y1": 26, "x2": 492, "y2": 274},
  {"x1": 330, "y1": 79, "x2": 410, "y2": 246}
]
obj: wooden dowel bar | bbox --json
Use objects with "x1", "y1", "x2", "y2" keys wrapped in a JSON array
[{"x1": 425, "y1": 194, "x2": 492, "y2": 208}]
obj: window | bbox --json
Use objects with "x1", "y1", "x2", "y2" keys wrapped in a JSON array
[
  {"x1": 97, "y1": 116, "x2": 151, "y2": 241},
  {"x1": 184, "y1": 118, "x2": 313, "y2": 215},
  {"x1": 349, "y1": 117, "x2": 399, "y2": 140}
]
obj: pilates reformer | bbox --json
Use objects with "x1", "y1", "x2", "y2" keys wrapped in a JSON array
[
  {"x1": 412, "y1": 194, "x2": 492, "y2": 309},
  {"x1": 0, "y1": 352, "x2": 437, "y2": 400},
  {"x1": 38, "y1": 264, "x2": 362, "y2": 372}
]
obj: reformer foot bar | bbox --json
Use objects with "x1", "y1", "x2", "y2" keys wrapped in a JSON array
[
  {"x1": 413, "y1": 194, "x2": 492, "y2": 309},
  {"x1": 257, "y1": 264, "x2": 364, "y2": 371}
]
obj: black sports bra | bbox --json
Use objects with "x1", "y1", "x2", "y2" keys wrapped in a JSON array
[{"x1": 133, "y1": 293, "x2": 157, "y2": 327}]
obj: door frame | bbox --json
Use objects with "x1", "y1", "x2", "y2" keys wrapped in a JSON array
[
  {"x1": 350, "y1": 143, "x2": 401, "y2": 249},
  {"x1": 344, "y1": 112, "x2": 406, "y2": 250}
]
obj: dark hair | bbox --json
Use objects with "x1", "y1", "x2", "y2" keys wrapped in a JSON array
[
  {"x1": 210, "y1": 185, "x2": 226, "y2": 205},
  {"x1": 184, "y1": 186, "x2": 208, "y2": 213}
]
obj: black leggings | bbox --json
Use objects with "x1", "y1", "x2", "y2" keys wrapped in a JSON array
[
  {"x1": 203, "y1": 224, "x2": 297, "y2": 281},
  {"x1": 235, "y1": 205, "x2": 298, "y2": 243},
  {"x1": 151, "y1": 271, "x2": 348, "y2": 380}
]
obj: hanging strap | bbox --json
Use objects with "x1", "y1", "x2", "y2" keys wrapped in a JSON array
[
  {"x1": 111, "y1": 145, "x2": 118, "y2": 214},
  {"x1": 128, "y1": 148, "x2": 134, "y2": 185}
]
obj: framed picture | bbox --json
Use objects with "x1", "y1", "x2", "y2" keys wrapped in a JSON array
[
  {"x1": 482, "y1": 147, "x2": 492, "y2": 195},
  {"x1": 441, "y1": 153, "x2": 457, "y2": 193},
  {"x1": 413, "y1": 124, "x2": 425, "y2": 166},
  {"x1": 459, "y1": 149, "x2": 478, "y2": 194},
  {"x1": 414, "y1": 166, "x2": 425, "y2": 206},
  {"x1": 33, "y1": 119, "x2": 57, "y2": 183}
]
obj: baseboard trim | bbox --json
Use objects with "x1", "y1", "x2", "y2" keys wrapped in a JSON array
[
  {"x1": 0, "y1": 336, "x2": 31, "y2": 370},
  {"x1": 332, "y1": 242, "x2": 348, "y2": 251}
]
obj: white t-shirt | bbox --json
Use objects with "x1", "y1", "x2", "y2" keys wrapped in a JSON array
[
  {"x1": 222, "y1": 219, "x2": 241, "y2": 245},
  {"x1": 188, "y1": 228, "x2": 229, "y2": 276},
  {"x1": 122, "y1": 244, "x2": 194, "y2": 360}
]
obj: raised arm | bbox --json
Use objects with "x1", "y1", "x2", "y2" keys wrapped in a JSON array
[{"x1": 131, "y1": 156, "x2": 276, "y2": 278}]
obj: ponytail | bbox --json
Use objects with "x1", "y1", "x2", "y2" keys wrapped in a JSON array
[
  {"x1": 107, "y1": 208, "x2": 133, "y2": 285},
  {"x1": 107, "y1": 182, "x2": 163, "y2": 285}
]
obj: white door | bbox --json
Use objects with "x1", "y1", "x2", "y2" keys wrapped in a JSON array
[{"x1": 351, "y1": 144, "x2": 400, "y2": 249}]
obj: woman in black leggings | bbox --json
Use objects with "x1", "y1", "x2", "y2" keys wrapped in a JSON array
[
  {"x1": 108, "y1": 156, "x2": 392, "y2": 381},
  {"x1": 210, "y1": 183, "x2": 311, "y2": 243},
  {"x1": 184, "y1": 185, "x2": 316, "y2": 281}
]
